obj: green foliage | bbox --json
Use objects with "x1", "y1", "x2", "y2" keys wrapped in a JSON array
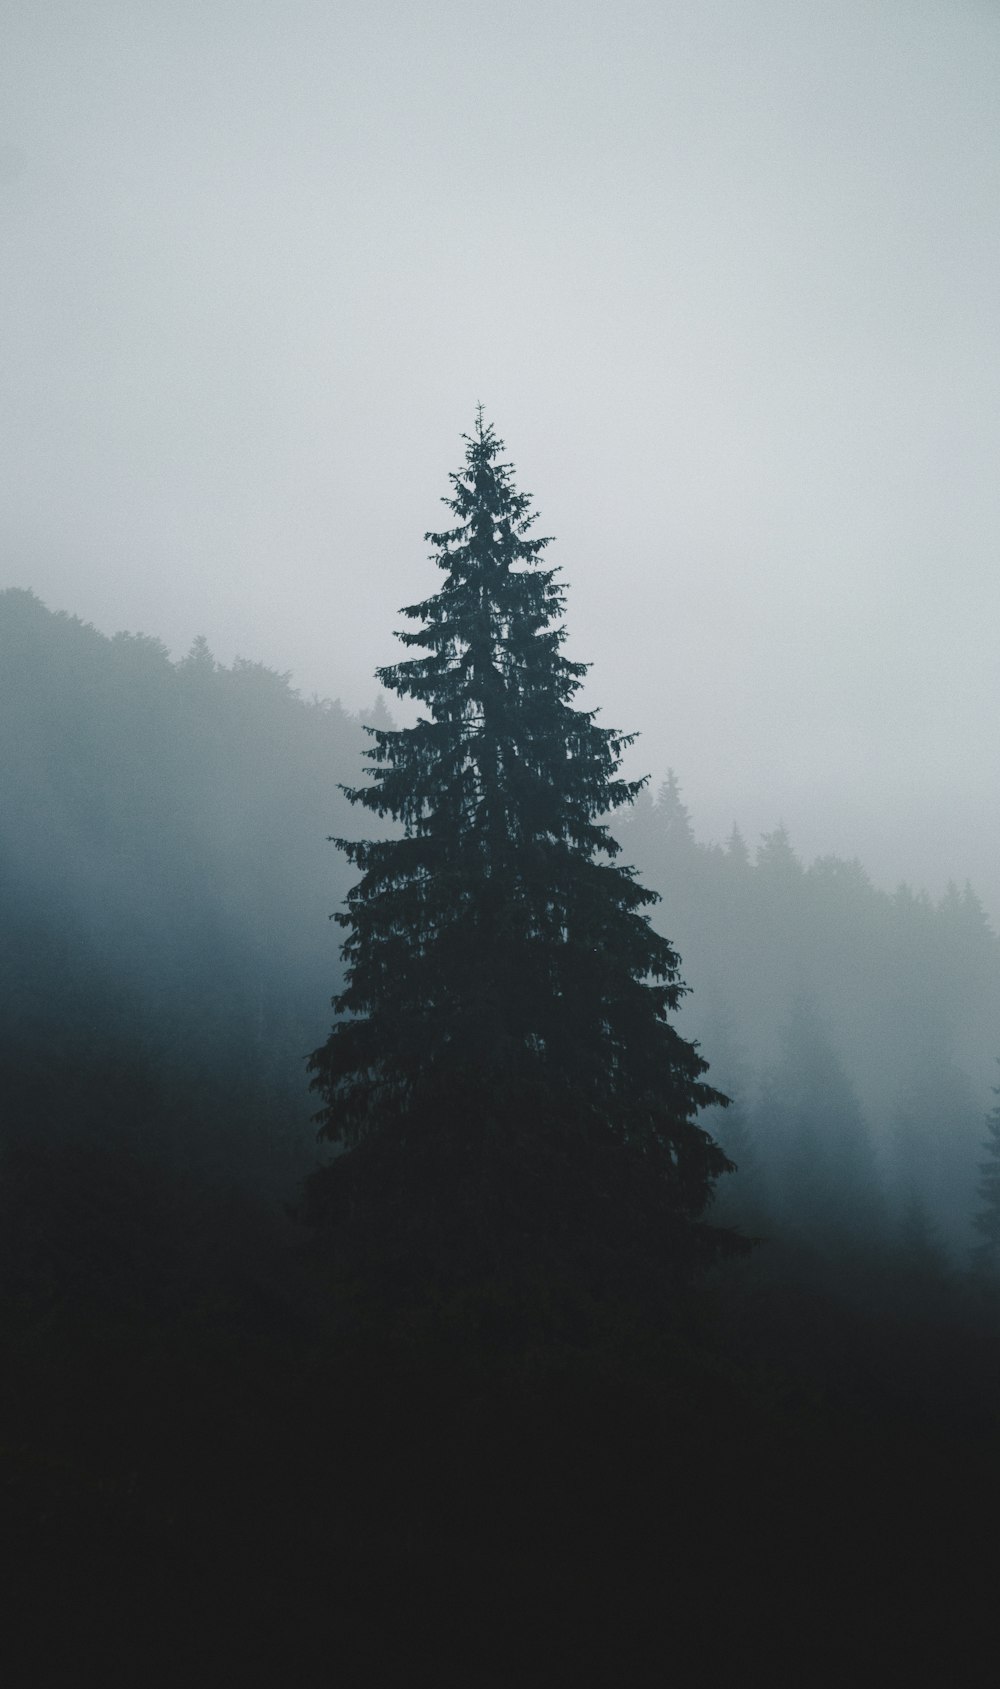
[{"x1": 308, "y1": 418, "x2": 740, "y2": 1280}]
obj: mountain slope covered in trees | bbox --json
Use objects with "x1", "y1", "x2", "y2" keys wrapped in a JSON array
[
  {"x1": 0, "y1": 586, "x2": 369, "y2": 1186},
  {"x1": 621, "y1": 773, "x2": 1000, "y2": 1253},
  {"x1": 3, "y1": 583, "x2": 1000, "y2": 1681},
  {"x1": 3, "y1": 586, "x2": 997, "y2": 1254}
]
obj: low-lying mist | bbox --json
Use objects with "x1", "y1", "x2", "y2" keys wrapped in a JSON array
[{"x1": 3, "y1": 585, "x2": 995, "y2": 1263}]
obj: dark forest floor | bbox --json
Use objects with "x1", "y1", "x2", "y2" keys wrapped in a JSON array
[{"x1": 2, "y1": 1139, "x2": 998, "y2": 1687}]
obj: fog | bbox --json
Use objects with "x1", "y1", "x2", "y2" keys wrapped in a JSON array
[
  {"x1": 5, "y1": 15, "x2": 1000, "y2": 1665},
  {"x1": 3, "y1": 0, "x2": 999, "y2": 913}
]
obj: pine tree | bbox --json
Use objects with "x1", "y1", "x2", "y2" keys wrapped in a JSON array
[
  {"x1": 306, "y1": 415, "x2": 740, "y2": 1285},
  {"x1": 655, "y1": 769, "x2": 696, "y2": 852},
  {"x1": 725, "y1": 824, "x2": 750, "y2": 869},
  {"x1": 971, "y1": 1070, "x2": 1000, "y2": 1276}
]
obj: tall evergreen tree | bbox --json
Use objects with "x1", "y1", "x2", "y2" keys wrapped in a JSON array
[
  {"x1": 307, "y1": 415, "x2": 739, "y2": 1282},
  {"x1": 972, "y1": 1069, "x2": 1000, "y2": 1276}
]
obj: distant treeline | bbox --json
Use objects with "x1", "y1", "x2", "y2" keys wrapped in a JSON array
[
  {"x1": 2, "y1": 587, "x2": 997, "y2": 1255},
  {"x1": 621, "y1": 774, "x2": 1000, "y2": 1255},
  {"x1": 0, "y1": 588, "x2": 374, "y2": 1186}
]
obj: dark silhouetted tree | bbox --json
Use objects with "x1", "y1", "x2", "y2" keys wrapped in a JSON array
[
  {"x1": 307, "y1": 415, "x2": 740, "y2": 1284},
  {"x1": 972, "y1": 1070, "x2": 1000, "y2": 1277},
  {"x1": 654, "y1": 769, "x2": 696, "y2": 852}
]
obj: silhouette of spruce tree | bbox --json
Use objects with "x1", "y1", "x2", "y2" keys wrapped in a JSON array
[
  {"x1": 972, "y1": 1070, "x2": 1000, "y2": 1276},
  {"x1": 306, "y1": 415, "x2": 740, "y2": 1287}
]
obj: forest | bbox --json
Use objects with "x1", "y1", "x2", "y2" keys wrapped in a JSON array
[{"x1": 3, "y1": 424, "x2": 1000, "y2": 1681}]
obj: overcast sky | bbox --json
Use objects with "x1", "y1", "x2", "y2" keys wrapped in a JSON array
[{"x1": 3, "y1": 1, "x2": 999, "y2": 912}]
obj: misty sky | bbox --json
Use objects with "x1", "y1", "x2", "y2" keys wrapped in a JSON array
[{"x1": 3, "y1": 1, "x2": 999, "y2": 913}]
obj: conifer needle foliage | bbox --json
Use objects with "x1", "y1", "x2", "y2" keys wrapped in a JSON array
[
  {"x1": 972, "y1": 1071, "x2": 1000, "y2": 1276},
  {"x1": 307, "y1": 416, "x2": 739, "y2": 1278}
]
